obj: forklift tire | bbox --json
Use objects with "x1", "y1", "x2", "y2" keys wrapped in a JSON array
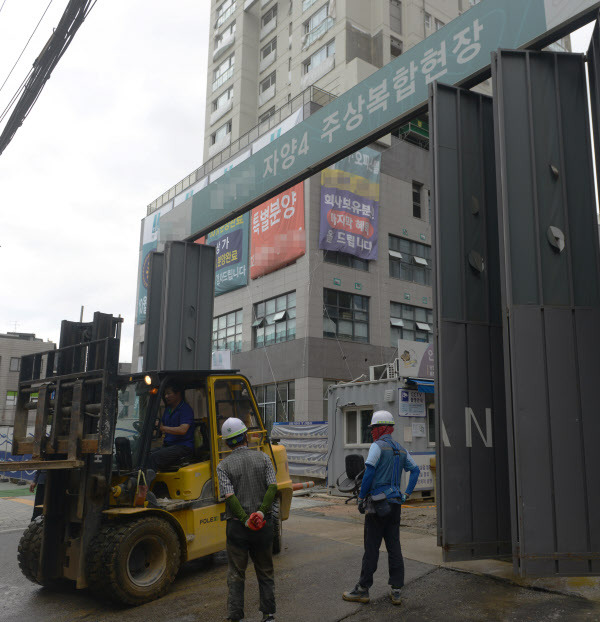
[
  {"x1": 86, "y1": 516, "x2": 181, "y2": 606},
  {"x1": 18, "y1": 517, "x2": 45, "y2": 585},
  {"x1": 272, "y1": 498, "x2": 282, "y2": 555}
]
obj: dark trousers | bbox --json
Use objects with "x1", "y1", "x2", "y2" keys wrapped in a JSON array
[
  {"x1": 226, "y1": 518, "x2": 275, "y2": 620},
  {"x1": 148, "y1": 444, "x2": 192, "y2": 472},
  {"x1": 359, "y1": 503, "x2": 404, "y2": 589}
]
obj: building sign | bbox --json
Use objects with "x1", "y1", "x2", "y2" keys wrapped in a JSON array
[
  {"x1": 209, "y1": 149, "x2": 251, "y2": 183},
  {"x1": 250, "y1": 182, "x2": 305, "y2": 278},
  {"x1": 399, "y1": 389, "x2": 426, "y2": 417},
  {"x1": 319, "y1": 147, "x2": 380, "y2": 260},
  {"x1": 137, "y1": 201, "x2": 173, "y2": 324},
  {"x1": 397, "y1": 339, "x2": 435, "y2": 379},
  {"x1": 212, "y1": 350, "x2": 232, "y2": 370},
  {"x1": 204, "y1": 214, "x2": 249, "y2": 296},
  {"x1": 173, "y1": 176, "x2": 208, "y2": 207},
  {"x1": 154, "y1": 0, "x2": 599, "y2": 240},
  {"x1": 405, "y1": 452, "x2": 436, "y2": 492},
  {"x1": 251, "y1": 108, "x2": 303, "y2": 154}
]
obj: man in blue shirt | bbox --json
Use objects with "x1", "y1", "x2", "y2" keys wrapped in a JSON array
[
  {"x1": 342, "y1": 410, "x2": 420, "y2": 607},
  {"x1": 148, "y1": 382, "x2": 195, "y2": 472}
]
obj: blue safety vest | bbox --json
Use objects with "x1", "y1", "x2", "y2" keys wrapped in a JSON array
[{"x1": 370, "y1": 435, "x2": 407, "y2": 500}]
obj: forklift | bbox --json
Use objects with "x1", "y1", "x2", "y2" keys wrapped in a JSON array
[{"x1": 0, "y1": 311, "x2": 293, "y2": 605}]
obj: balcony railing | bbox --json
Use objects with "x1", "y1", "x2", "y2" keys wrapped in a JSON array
[
  {"x1": 302, "y1": 17, "x2": 334, "y2": 50},
  {"x1": 147, "y1": 85, "x2": 337, "y2": 215},
  {"x1": 212, "y1": 65, "x2": 234, "y2": 92},
  {"x1": 216, "y1": 3, "x2": 235, "y2": 29}
]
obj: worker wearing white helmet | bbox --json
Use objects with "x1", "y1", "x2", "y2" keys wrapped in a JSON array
[
  {"x1": 343, "y1": 409, "x2": 420, "y2": 607},
  {"x1": 217, "y1": 417, "x2": 278, "y2": 622}
]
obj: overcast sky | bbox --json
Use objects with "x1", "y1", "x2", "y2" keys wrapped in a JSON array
[{"x1": 0, "y1": 2, "x2": 595, "y2": 363}]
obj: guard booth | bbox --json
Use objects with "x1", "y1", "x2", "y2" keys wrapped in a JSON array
[
  {"x1": 150, "y1": 0, "x2": 600, "y2": 578},
  {"x1": 326, "y1": 367, "x2": 436, "y2": 502}
]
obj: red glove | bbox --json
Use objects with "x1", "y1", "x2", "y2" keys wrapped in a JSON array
[{"x1": 248, "y1": 511, "x2": 265, "y2": 531}]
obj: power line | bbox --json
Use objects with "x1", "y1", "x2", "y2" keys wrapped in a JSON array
[
  {"x1": 0, "y1": 0, "x2": 54, "y2": 97},
  {"x1": 0, "y1": 0, "x2": 99, "y2": 157}
]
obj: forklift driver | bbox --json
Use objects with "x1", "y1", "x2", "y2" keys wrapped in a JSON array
[{"x1": 148, "y1": 381, "x2": 195, "y2": 472}]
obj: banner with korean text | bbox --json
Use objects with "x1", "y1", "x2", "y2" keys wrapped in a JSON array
[
  {"x1": 318, "y1": 147, "x2": 380, "y2": 260},
  {"x1": 204, "y1": 214, "x2": 249, "y2": 296},
  {"x1": 250, "y1": 182, "x2": 305, "y2": 279}
]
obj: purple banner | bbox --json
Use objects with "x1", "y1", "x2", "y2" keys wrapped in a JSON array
[{"x1": 319, "y1": 147, "x2": 380, "y2": 261}]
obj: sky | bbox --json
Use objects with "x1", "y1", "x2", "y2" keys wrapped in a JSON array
[{"x1": 0, "y1": 2, "x2": 595, "y2": 363}]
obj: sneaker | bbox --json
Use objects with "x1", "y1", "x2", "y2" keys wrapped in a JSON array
[
  {"x1": 342, "y1": 583, "x2": 370, "y2": 603},
  {"x1": 390, "y1": 586, "x2": 402, "y2": 605},
  {"x1": 262, "y1": 616, "x2": 275, "y2": 622}
]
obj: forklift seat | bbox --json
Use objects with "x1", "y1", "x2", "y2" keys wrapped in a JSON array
[{"x1": 158, "y1": 420, "x2": 210, "y2": 472}]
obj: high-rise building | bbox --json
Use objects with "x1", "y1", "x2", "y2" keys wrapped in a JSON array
[{"x1": 133, "y1": 0, "x2": 569, "y2": 434}]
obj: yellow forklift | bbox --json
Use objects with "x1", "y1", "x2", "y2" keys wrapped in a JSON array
[{"x1": 0, "y1": 314, "x2": 293, "y2": 605}]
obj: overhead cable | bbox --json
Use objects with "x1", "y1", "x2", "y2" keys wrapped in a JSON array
[
  {"x1": 0, "y1": 0, "x2": 98, "y2": 157},
  {"x1": 0, "y1": 0, "x2": 54, "y2": 97}
]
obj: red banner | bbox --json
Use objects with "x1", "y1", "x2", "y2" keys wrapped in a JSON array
[{"x1": 250, "y1": 182, "x2": 305, "y2": 279}]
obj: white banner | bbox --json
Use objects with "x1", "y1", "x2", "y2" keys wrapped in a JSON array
[
  {"x1": 251, "y1": 108, "x2": 303, "y2": 155},
  {"x1": 174, "y1": 176, "x2": 208, "y2": 207},
  {"x1": 142, "y1": 201, "x2": 173, "y2": 245},
  {"x1": 209, "y1": 149, "x2": 251, "y2": 183}
]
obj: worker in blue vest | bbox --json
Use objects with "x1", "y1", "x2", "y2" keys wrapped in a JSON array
[{"x1": 343, "y1": 410, "x2": 420, "y2": 607}]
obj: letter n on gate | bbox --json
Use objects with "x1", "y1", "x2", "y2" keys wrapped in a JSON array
[{"x1": 465, "y1": 408, "x2": 493, "y2": 448}]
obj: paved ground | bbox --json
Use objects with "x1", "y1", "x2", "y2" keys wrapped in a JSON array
[{"x1": 0, "y1": 483, "x2": 599, "y2": 622}]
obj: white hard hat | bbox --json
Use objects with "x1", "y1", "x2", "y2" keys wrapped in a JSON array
[
  {"x1": 369, "y1": 410, "x2": 395, "y2": 427},
  {"x1": 221, "y1": 417, "x2": 248, "y2": 439}
]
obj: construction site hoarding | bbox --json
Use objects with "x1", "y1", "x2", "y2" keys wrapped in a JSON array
[
  {"x1": 431, "y1": 82, "x2": 511, "y2": 562},
  {"x1": 493, "y1": 48, "x2": 600, "y2": 576},
  {"x1": 250, "y1": 182, "x2": 305, "y2": 279},
  {"x1": 156, "y1": 0, "x2": 600, "y2": 243}
]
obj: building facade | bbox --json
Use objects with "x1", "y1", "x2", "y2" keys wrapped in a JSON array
[
  {"x1": 0, "y1": 332, "x2": 55, "y2": 426},
  {"x1": 133, "y1": 0, "x2": 569, "y2": 430}
]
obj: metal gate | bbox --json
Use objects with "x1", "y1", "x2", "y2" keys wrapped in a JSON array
[
  {"x1": 493, "y1": 49, "x2": 600, "y2": 576},
  {"x1": 144, "y1": 241, "x2": 216, "y2": 371},
  {"x1": 430, "y1": 83, "x2": 511, "y2": 561}
]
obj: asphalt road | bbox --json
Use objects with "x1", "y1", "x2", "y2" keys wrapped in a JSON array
[{"x1": 1, "y1": 509, "x2": 600, "y2": 622}]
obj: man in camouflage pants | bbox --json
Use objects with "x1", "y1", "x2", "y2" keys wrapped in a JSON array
[{"x1": 217, "y1": 417, "x2": 278, "y2": 622}]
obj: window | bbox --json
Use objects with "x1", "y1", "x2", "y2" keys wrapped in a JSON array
[
  {"x1": 390, "y1": 302, "x2": 433, "y2": 345},
  {"x1": 303, "y1": 3, "x2": 334, "y2": 49},
  {"x1": 435, "y1": 18, "x2": 444, "y2": 30},
  {"x1": 302, "y1": 0, "x2": 318, "y2": 11},
  {"x1": 344, "y1": 408, "x2": 373, "y2": 446},
  {"x1": 390, "y1": 36, "x2": 402, "y2": 59},
  {"x1": 5, "y1": 391, "x2": 17, "y2": 406},
  {"x1": 428, "y1": 403, "x2": 436, "y2": 446},
  {"x1": 390, "y1": 0, "x2": 402, "y2": 34},
  {"x1": 213, "y1": 86, "x2": 234, "y2": 111},
  {"x1": 323, "y1": 249, "x2": 368, "y2": 271},
  {"x1": 260, "y1": 71, "x2": 276, "y2": 94},
  {"x1": 389, "y1": 235, "x2": 432, "y2": 285},
  {"x1": 216, "y1": 0, "x2": 236, "y2": 28},
  {"x1": 259, "y1": 107, "x2": 276, "y2": 123},
  {"x1": 323, "y1": 289, "x2": 369, "y2": 343},
  {"x1": 261, "y1": 37, "x2": 277, "y2": 60},
  {"x1": 262, "y1": 4, "x2": 277, "y2": 28},
  {"x1": 9, "y1": 357, "x2": 20, "y2": 372},
  {"x1": 253, "y1": 292, "x2": 296, "y2": 348},
  {"x1": 211, "y1": 120, "x2": 232, "y2": 145},
  {"x1": 254, "y1": 381, "x2": 295, "y2": 431},
  {"x1": 212, "y1": 309, "x2": 243, "y2": 353},
  {"x1": 424, "y1": 12, "x2": 431, "y2": 29},
  {"x1": 215, "y1": 20, "x2": 236, "y2": 49},
  {"x1": 412, "y1": 181, "x2": 422, "y2": 219},
  {"x1": 303, "y1": 39, "x2": 335, "y2": 74},
  {"x1": 213, "y1": 54, "x2": 235, "y2": 91}
]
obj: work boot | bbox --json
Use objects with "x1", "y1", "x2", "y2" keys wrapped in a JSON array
[
  {"x1": 342, "y1": 583, "x2": 370, "y2": 603},
  {"x1": 390, "y1": 586, "x2": 402, "y2": 605}
]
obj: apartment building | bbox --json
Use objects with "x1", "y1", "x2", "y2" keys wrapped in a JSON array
[{"x1": 0, "y1": 332, "x2": 55, "y2": 426}]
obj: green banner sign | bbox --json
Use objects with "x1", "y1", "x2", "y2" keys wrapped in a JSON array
[{"x1": 158, "y1": 0, "x2": 599, "y2": 242}]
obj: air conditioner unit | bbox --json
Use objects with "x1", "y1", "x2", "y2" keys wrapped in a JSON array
[{"x1": 369, "y1": 363, "x2": 399, "y2": 381}]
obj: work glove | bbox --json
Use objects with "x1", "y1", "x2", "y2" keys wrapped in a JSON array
[
  {"x1": 400, "y1": 493, "x2": 408, "y2": 503},
  {"x1": 357, "y1": 498, "x2": 366, "y2": 514},
  {"x1": 245, "y1": 511, "x2": 266, "y2": 531}
]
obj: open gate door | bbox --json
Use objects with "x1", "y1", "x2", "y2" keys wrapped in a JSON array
[
  {"x1": 430, "y1": 83, "x2": 511, "y2": 561},
  {"x1": 493, "y1": 48, "x2": 600, "y2": 576}
]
